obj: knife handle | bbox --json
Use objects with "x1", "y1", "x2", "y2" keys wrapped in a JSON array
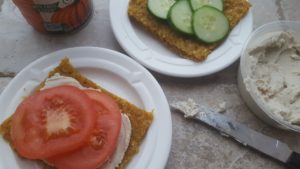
[{"x1": 287, "y1": 152, "x2": 300, "y2": 169}]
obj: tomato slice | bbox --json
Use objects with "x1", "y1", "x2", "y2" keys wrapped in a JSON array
[
  {"x1": 10, "y1": 85, "x2": 97, "y2": 159},
  {"x1": 47, "y1": 90, "x2": 122, "y2": 169}
]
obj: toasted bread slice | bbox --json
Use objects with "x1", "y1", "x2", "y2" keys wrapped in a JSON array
[
  {"x1": 128, "y1": 0, "x2": 251, "y2": 62},
  {"x1": 0, "y1": 58, "x2": 153, "y2": 169}
]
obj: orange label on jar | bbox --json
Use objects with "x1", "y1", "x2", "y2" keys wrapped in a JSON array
[{"x1": 13, "y1": 0, "x2": 92, "y2": 33}]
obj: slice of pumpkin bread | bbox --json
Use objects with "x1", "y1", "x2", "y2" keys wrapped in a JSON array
[
  {"x1": 0, "y1": 58, "x2": 154, "y2": 169},
  {"x1": 128, "y1": 0, "x2": 251, "y2": 61}
]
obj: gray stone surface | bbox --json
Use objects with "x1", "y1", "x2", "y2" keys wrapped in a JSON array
[
  {"x1": 158, "y1": 63, "x2": 300, "y2": 169},
  {"x1": 0, "y1": 0, "x2": 300, "y2": 169},
  {"x1": 0, "y1": 0, "x2": 122, "y2": 73},
  {"x1": 0, "y1": 78, "x2": 11, "y2": 93},
  {"x1": 280, "y1": 0, "x2": 300, "y2": 20},
  {"x1": 249, "y1": 0, "x2": 281, "y2": 28}
]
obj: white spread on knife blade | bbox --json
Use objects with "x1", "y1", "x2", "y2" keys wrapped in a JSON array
[
  {"x1": 42, "y1": 73, "x2": 132, "y2": 168},
  {"x1": 172, "y1": 99, "x2": 227, "y2": 118},
  {"x1": 171, "y1": 98, "x2": 202, "y2": 118},
  {"x1": 244, "y1": 32, "x2": 300, "y2": 125}
]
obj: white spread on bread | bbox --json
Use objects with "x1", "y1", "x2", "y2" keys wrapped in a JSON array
[
  {"x1": 102, "y1": 115, "x2": 131, "y2": 169},
  {"x1": 42, "y1": 73, "x2": 132, "y2": 168},
  {"x1": 41, "y1": 73, "x2": 85, "y2": 90}
]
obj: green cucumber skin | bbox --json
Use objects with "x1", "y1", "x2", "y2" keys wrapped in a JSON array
[
  {"x1": 192, "y1": 6, "x2": 229, "y2": 44},
  {"x1": 147, "y1": 0, "x2": 177, "y2": 20},
  {"x1": 167, "y1": 0, "x2": 194, "y2": 35},
  {"x1": 167, "y1": 9, "x2": 194, "y2": 36},
  {"x1": 147, "y1": 0, "x2": 229, "y2": 44},
  {"x1": 147, "y1": 6, "x2": 167, "y2": 21},
  {"x1": 192, "y1": 28, "x2": 230, "y2": 44},
  {"x1": 167, "y1": 13, "x2": 195, "y2": 37},
  {"x1": 189, "y1": 0, "x2": 224, "y2": 12}
]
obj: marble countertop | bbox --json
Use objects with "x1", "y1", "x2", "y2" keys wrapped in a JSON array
[{"x1": 0, "y1": 0, "x2": 300, "y2": 169}]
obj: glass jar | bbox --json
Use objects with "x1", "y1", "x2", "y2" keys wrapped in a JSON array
[{"x1": 13, "y1": 0, "x2": 93, "y2": 34}]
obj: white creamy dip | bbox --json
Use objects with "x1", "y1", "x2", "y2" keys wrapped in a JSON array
[{"x1": 244, "y1": 32, "x2": 300, "y2": 125}]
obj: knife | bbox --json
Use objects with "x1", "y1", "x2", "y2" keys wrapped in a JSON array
[{"x1": 171, "y1": 100, "x2": 300, "y2": 169}]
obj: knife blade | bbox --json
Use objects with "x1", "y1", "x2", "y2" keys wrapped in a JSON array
[{"x1": 171, "y1": 100, "x2": 300, "y2": 169}]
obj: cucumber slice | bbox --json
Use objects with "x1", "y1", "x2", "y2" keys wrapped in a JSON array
[
  {"x1": 168, "y1": 0, "x2": 193, "y2": 35},
  {"x1": 192, "y1": 6, "x2": 229, "y2": 43},
  {"x1": 147, "y1": 0, "x2": 176, "y2": 20},
  {"x1": 189, "y1": 0, "x2": 223, "y2": 11}
]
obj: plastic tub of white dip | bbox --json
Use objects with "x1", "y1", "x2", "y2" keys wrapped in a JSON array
[{"x1": 238, "y1": 21, "x2": 300, "y2": 132}]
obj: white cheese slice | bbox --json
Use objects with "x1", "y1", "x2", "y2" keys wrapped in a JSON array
[
  {"x1": 41, "y1": 73, "x2": 86, "y2": 90},
  {"x1": 102, "y1": 114, "x2": 132, "y2": 169}
]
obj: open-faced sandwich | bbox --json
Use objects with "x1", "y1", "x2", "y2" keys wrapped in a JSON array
[
  {"x1": 128, "y1": 0, "x2": 251, "y2": 61},
  {"x1": 0, "y1": 58, "x2": 153, "y2": 169}
]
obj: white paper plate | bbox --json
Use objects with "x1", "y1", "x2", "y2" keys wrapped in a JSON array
[
  {"x1": 110, "y1": 0, "x2": 253, "y2": 77},
  {"x1": 0, "y1": 47, "x2": 172, "y2": 169}
]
